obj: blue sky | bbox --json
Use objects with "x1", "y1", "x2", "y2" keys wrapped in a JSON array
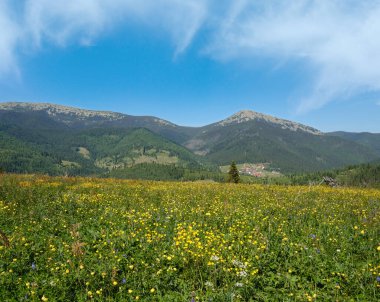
[{"x1": 0, "y1": 0, "x2": 380, "y2": 132}]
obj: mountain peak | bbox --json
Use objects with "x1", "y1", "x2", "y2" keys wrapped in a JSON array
[
  {"x1": 218, "y1": 109, "x2": 322, "y2": 135},
  {"x1": 231, "y1": 110, "x2": 264, "y2": 120}
]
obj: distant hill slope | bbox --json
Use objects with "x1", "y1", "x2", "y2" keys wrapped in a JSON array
[
  {"x1": 329, "y1": 131, "x2": 380, "y2": 156},
  {"x1": 0, "y1": 102, "x2": 197, "y2": 143},
  {"x1": 184, "y1": 111, "x2": 377, "y2": 172},
  {"x1": 0, "y1": 108, "x2": 211, "y2": 176},
  {"x1": 0, "y1": 102, "x2": 378, "y2": 175}
]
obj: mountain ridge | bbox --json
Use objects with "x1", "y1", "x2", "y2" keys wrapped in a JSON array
[
  {"x1": 1, "y1": 103, "x2": 378, "y2": 136},
  {"x1": 0, "y1": 102, "x2": 321, "y2": 134},
  {"x1": 0, "y1": 101, "x2": 379, "y2": 175},
  {"x1": 328, "y1": 131, "x2": 380, "y2": 154},
  {"x1": 0, "y1": 102, "x2": 177, "y2": 127}
]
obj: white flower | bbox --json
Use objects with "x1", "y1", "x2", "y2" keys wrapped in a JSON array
[
  {"x1": 205, "y1": 281, "x2": 213, "y2": 287},
  {"x1": 235, "y1": 282, "x2": 243, "y2": 287},
  {"x1": 238, "y1": 270, "x2": 248, "y2": 277},
  {"x1": 232, "y1": 260, "x2": 247, "y2": 269},
  {"x1": 210, "y1": 255, "x2": 219, "y2": 261}
]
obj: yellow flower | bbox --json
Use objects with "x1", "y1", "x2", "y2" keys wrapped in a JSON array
[
  {"x1": 113, "y1": 280, "x2": 118, "y2": 286},
  {"x1": 128, "y1": 289, "x2": 133, "y2": 294},
  {"x1": 41, "y1": 295, "x2": 48, "y2": 301},
  {"x1": 150, "y1": 288, "x2": 155, "y2": 293}
]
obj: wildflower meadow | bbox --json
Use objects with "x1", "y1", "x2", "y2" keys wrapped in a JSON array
[{"x1": 0, "y1": 174, "x2": 379, "y2": 301}]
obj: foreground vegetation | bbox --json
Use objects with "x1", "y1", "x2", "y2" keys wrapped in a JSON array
[
  {"x1": 0, "y1": 174, "x2": 379, "y2": 301},
  {"x1": 257, "y1": 161, "x2": 380, "y2": 188}
]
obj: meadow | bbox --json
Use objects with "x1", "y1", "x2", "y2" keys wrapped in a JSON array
[{"x1": 0, "y1": 174, "x2": 379, "y2": 301}]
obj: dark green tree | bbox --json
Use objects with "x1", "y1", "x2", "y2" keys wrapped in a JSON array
[{"x1": 228, "y1": 161, "x2": 240, "y2": 183}]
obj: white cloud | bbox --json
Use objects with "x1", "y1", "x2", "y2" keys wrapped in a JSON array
[
  {"x1": 1, "y1": 0, "x2": 380, "y2": 113},
  {"x1": 206, "y1": 1, "x2": 380, "y2": 112},
  {"x1": 0, "y1": 0, "x2": 21, "y2": 77},
  {"x1": 23, "y1": 0, "x2": 208, "y2": 54},
  {"x1": 0, "y1": 0, "x2": 209, "y2": 77}
]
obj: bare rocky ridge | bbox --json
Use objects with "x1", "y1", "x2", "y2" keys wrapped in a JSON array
[
  {"x1": 0, "y1": 103, "x2": 321, "y2": 135},
  {"x1": 0, "y1": 102, "x2": 124, "y2": 120},
  {"x1": 217, "y1": 110, "x2": 322, "y2": 135},
  {"x1": 0, "y1": 102, "x2": 176, "y2": 127}
]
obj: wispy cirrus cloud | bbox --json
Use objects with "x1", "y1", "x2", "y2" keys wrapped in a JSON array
[
  {"x1": 206, "y1": 1, "x2": 380, "y2": 113},
  {"x1": 1, "y1": 0, "x2": 380, "y2": 113},
  {"x1": 0, "y1": 0, "x2": 22, "y2": 77},
  {"x1": 0, "y1": 0, "x2": 209, "y2": 75},
  {"x1": 23, "y1": 0, "x2": 209, "y2": 54}
]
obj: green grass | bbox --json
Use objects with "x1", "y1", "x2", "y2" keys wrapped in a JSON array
[{"x1": 0, "y1": 174, "x2": 379, "y2": 301}]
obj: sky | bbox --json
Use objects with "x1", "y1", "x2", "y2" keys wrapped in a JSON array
[{"x1": 0, "y1": 0, "x2": 380, "y2": 132}]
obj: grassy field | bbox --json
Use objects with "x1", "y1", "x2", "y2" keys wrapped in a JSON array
[{"x1": 0, "y1": 174, "x2": 379, "y2": 301}]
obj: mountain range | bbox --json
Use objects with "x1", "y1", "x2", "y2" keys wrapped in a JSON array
[{"x1": 0, "y1": 102, "x2": 379, "y2": 178}]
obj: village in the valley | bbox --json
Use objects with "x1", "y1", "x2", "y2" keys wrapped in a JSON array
[{"x1": 221, "y1": 163, "x2": 282, "y2": 178}]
